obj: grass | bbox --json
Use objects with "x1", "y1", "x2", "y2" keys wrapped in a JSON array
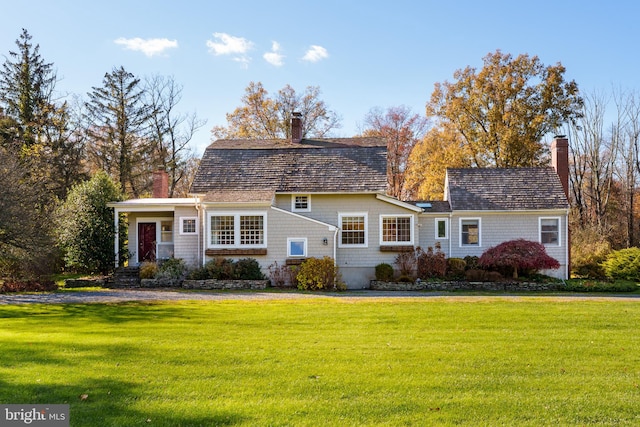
[{"x1": 1, "y1": 297, "x2": 639, "y2": 426}]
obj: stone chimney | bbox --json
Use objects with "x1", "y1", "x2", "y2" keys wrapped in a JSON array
[
  {"x1": 291, "y1": 112, "x2": 302, "y2": 143},
  {"x1": 153, "y1": 169, "x2": 169, "y2": 198},
  {"x1": 551, "y1": 136, "x2": 569, "y2": 199}
]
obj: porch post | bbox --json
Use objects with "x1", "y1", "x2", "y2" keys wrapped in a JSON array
[{"x1": 114, "y1": 208, "x2": 120, "y2": 268}]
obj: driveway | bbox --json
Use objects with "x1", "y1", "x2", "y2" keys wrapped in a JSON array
[{"x1": 1, "y1": 289, "x2": 639, "y2": 304}]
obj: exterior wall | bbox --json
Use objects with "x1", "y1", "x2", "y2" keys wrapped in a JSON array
[
  {"x1": 416, "y1": 215, "x2": 451, "y2": 258},
  {"x1": 173, "y1": 206, "x2": 200, "y2": 267},
  {"x1": 275, "y1": 194, "x2": 420, "y2": 288},
  {"x1": 202, "y1": 205, "x2": 334, "y2": 279},
  {"x1": 126, "y1": 211, "x2": 173, "y2": 265},
  {"x1": 448, "y1": 210, "x2": 569, "y2": 279}
]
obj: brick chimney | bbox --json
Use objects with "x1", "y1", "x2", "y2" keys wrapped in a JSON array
[
  {"x1": 551, "y1": 136, "x2": 569, "y2": 199},
  {"x1": 291, "y1": 112, "x2": 302, "y2": 143},
  {"x1": 153, "y1": 169, "x2": 169, "y2": 198}
]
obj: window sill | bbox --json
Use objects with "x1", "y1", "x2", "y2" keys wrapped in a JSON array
[{"x1": 205, "y1": 248, "x2": 267, "y2": 256}]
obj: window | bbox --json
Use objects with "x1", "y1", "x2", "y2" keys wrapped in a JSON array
[
  {"x1": 435, "y1": 218, "x2": 448, "y2": 239},
  {"x1": 287, "y1": 238, "x2": 307, "y2": 257},
  {"x1": 339, "y1": 213, "x2": 368, "y2": 247},
  {"x1": 380, "y1": 215, "x2": 413, "y2": 244},
  {"x1": 208, "y1": 212, "x2": 266, "y2": 248},
  {"x1": 460, "y1": 218, "x2": 480, "y2": 246},
  {"x1": 540, "y1": 217, "x2": 560, "y2": 245},
  {"x1": 292, "y1": 194, "x2": 311, "y2": 212},
  {"x1": 180, "y1": 217, "x2": 198, "y2": 235}
]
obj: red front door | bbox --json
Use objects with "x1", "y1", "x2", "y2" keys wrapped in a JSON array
[{"x1": 138, "y1": 223, "x2": 156, "y2": 263}]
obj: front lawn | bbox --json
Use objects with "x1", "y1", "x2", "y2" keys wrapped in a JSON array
[{"x1": 1, "y1": 297, "x2": 639, "y2": 426}]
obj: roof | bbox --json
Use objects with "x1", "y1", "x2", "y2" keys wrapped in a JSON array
[
  {"x1": 190, "y1": 137, "x2": 388, "y2": 194},
  {"x1": 446, "y1": 167, "x2": 569, "y2": 211},
  {"x1": 202, "y1": 190, "x2": 275, "y2": 204},
  {"x1": 405, "y1": 200, "x2": 452, "y2": 213}
]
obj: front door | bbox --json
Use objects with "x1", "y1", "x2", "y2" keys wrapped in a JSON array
[{"x1": 138, "y1": 223, "x2": 156, "y2": 263}]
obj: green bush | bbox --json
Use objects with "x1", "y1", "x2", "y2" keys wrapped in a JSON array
[
  {"x1": 296, "y1": 257, "x2": 344, "y2": 291},
  {"x1": 447, "y1": 258, "x2": 467, "y2": 278},
  {"x1": 139, "y1": 262, "x2": 158, "y2": 279},
  {"x1": 375, "y1": 263, "x2": 394, "y2": 281},
  {"x1": 156, "y1": 258, "x2": 188, "y2": 280},
  {"x1": 571, "y1": 227, "x2": 610, "y2": 279},
  {"x1": 186, "y1": 258, "x2": 265, "y2": 280},
  {"x1": 601, "y1": 247, "x2": 640, "y2": 281},
  {"x1": 561, "y1": 279, "x2": 638, "y2": 293},
  {"x1": 463, "y1": 256, "x2": 480, "y2": 271},
  {"x1": 234, "y1": 258, "x2": 266, "y2": 280}
]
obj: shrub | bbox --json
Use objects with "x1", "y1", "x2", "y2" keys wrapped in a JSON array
[
  {"x1": 465, "y1": 269, "x2": 503, "y2": 282},
  {"x1": 375, "y1": 263, "x2": 394, "y2": 281},
  {"x1": 464, "y1": 256, "x2": 480, "y2": 271},
  {"x1": 296, "y1": 257, "x2": 343, "y2": 291},
  {"x1": 394, "y1": 250, "x2": 416, "y2": 278},
  {"x1": 156, "y1": 258, "x2": 188, "y2": 280},
  {"x1": 601, "y1": 247, "x2": 640, "y2": 281},
  {"x1": 0, "y1": 279, "x2": 58, "y2": 293},
  {"x1": 186, "y1": 258, "x2": 265, "y2": 280},
  {"x1": 561, "y1": 279, "x2": 639, "y2": 293},
  {"x1": 139, "y1": 262, "x2": 158, "y2": 279},
  {"x1": 479, "y1": 239, "x2": 560, "y2": 279},
  {"x1": 416, "y1": 246, "x2": 447, "y2": 279},
  {"x1": 234, "y1": 258, "x2": 265, "y2": 280},
  {"x1": 571, "y1": 227, "x2": 611, "y2": 279},
  {"x1": 268, "y1": 261, "x2": 298, "y2": 287},
  {"x1": 447, "y1": 258, "x2": 467, "y2": 279}
]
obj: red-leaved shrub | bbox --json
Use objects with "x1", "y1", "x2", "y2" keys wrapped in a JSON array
[{"x1": 478, "y1": 239, "x2": 560, "y2": 279}]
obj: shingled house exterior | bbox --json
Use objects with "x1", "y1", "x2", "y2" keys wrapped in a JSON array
[{"x1": 109, "y1": 123, "x2": 571, "y2": 287}]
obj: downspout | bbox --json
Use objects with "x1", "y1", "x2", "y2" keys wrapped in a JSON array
[{"x1": 333, "y1": 226, "x2": 338, "y2": 264}]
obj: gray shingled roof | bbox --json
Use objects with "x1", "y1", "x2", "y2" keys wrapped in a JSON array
[
  {"x1": 446, "y1": 167, "x2": 569, "y2": 211},
  {"x1": 190, "y1": 138, "x2": 388, "y2": 194}
]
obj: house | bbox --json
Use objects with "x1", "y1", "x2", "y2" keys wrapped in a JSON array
[{"x1": 108, "y1": 115, "x2": 570, "y2": 288}]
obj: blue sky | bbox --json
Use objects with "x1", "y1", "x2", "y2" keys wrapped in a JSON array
[{"x1": 1, "y1": 1, "x2": 639, "y2": 154}]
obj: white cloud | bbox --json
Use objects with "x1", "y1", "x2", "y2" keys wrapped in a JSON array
[
  {"x1": 206, "y1": 33, "x2": 253, "y2": 66},
  {"x1": 114, "y1": 37, "x2": 178, "y2": 57},
  {"x1": 302, "y1": 45, "x2": 329, "y2": 62},
  {"x1": 263, "y1": 41, "x2": 284, "y2": 67}
]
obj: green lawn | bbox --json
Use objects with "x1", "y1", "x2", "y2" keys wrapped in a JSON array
[{"x1": 1, "y1": 297, "x2": 639, "y2": 426}]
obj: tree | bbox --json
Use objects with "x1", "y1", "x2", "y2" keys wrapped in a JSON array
[
  {"x1": 361, "y1": 105, "x2": 428, "y2": 199},
  {"x1": 211, "y1": 82, "x2": 341, "y2": 140},
  {"x1": 55, "y1": 171, "x2": 125, "y2": 274},
  {"x1": 404, "y1": 124, "x2": 471, "y2": 200},
  {"x1": 85, "y1": 66, "x2": 154, "y2": 198},
  {"x1": 0, "y1": 28, "x2": 57, "y2": 149},
  {"x1": 426, "y1": 50, "x2": 583, "y2": 168},
  {"x1": 145, "y1": 75, "x2": 205, "y2": 197},
  {"x1": 0, "y1": 145, "x2": 57, "y2": 278},
  {"x1": 478, "y1": 239, "x2": 560, "y2": 279}
]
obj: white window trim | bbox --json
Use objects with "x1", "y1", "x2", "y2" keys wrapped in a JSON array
[
  {"x1": 435, "y1": 218, "x2": 449, "y2": 240},
  {"x1": 338, "y1": 212, "x2": 368, "y2": 248},
  {"x1": 539, "y1": 216, "x2": 561, "y2": 246},
  {"x1": 291, "y1": 194, "x2": 311, "y2": 212},
  {"x1": 379, "y1": 214, "x2": 414, "y2": 245},
  {"x1": 459, "y1": 217, "x2": 481, "y2": 247},
  {"x1": 287, "y1": 237, "x2": 308, "y2": 257},
  {"x1": 207, "y1": 211, "x2": 268, "y2": 249},
  {"x1": 179, "y1": 216, "x2": 198, "y2": 235}
]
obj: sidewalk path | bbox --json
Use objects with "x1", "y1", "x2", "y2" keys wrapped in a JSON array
[{"x1": 1, "y1": 289, "x2": 639, "y2": 304}]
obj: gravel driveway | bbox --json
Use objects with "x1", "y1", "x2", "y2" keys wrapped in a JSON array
[{"x1": 1, "y1": 289, "x2": 639, "y2": 304}]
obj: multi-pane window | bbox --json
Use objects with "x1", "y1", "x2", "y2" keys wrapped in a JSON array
[
  {"x1": 292, "y1": 195, "x2": 310, "y2": 212},
  {"x1": 381, "y1": 216, "x2": 412, "y2": 244},
  {"x1": 435, "y1": 218, "x2": 448, "y2": 239},
  {"x1": 540, "y1": 218, "x2": 560, "y2": 245},
  {"x1": 240, "y1": 215, "x2": 264, "y2": 245},
  {"x1": 180, "y1": 217, "x2": 197, "y2": 235},
  {"x1": 460, "y1": 219, "x2": 480, "y2": 246},
  {"x1": 209, "y1": 213, "x2": 266, "y2": 247},
  {"x1": 210, "y1": 215, "x2": 235, "y2": 245},
  {"x1": 340, "y1": 213, "x2": 367, "y2": 246}
]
